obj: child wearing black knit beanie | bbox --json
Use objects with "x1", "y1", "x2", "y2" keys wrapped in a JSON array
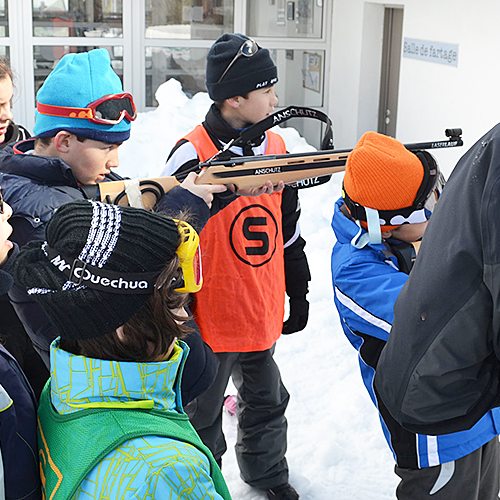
[
  {"x1": 14, "y1": 199, "x2": 232, "y2": 500},
  {"x1": 205, "y1": 33, "x2": 278, "y2": 103},
  {"x1": 161, "y1": 33, "x2": 309, "y2": 500}
]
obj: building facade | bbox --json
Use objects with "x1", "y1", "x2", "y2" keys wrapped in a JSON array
[
  {"x1": 3, "y1": 0, "x2": 331, "y2": 148},
  {"x1": 3, "y1": 1, "x2": 500, "y2": 173}
]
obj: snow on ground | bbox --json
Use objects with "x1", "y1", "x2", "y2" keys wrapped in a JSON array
[{"x1": 119, "y1": 79, "x2": 399, "y2": 500}]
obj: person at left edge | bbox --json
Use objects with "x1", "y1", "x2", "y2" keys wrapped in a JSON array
[
  {"x1": 0, "y1": 188, "x2": 40, "y2": 499},
  {"x1": 0, "y1": 56, "x2": 48, "y2": 400},
  {"x1": 0, "y1": 57, "x2": 30, "y2": 148},
  {"x1": 0, "y1": 57, "x2": 40, "y2": 499},
  {"x1": 0, "y1": 48, "x2": 222, "y2": 406}
]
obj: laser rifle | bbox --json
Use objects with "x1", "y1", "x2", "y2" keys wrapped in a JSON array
[
  {"x1": 88, "y1": 128, "x2": 462, "y2": 209},
  {"x1": 194, "y1": 128, "x2": 463, "y2": 190}
]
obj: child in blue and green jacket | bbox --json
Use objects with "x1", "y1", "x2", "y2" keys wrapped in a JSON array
[
  {"x1": 0, "y1": 191, "x2": 40, "y2": 499},
  {"x1": 13, "y1": 198, "x2": 232, "y2": 500},
  {"x1": 331, "y1": 132, "x2": 500, "y2": 500}
]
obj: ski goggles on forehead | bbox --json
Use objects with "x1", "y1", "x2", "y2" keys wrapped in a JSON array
[
  {"x1": 217, "y1": 38, "x2": 259, "y2": 83},
  {"x1": 173, "y1": 220, "x2": 203, "y2": 294},
  {"x1": 37, "y1": 93, "x2": 137, "y2": 126}
]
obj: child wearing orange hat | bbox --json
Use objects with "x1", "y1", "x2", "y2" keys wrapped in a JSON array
[{"x1": 331, "y1": 131, "x2": 500, "y2": 499}]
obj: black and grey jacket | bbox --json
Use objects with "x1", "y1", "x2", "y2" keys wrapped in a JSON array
[{"x1": 375, "y1": 122, "x2": 500, "y2": 436}]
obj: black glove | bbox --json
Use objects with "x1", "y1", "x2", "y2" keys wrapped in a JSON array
[{"x1": 282, "y1": 296, "x2": 309, "y2": 334}]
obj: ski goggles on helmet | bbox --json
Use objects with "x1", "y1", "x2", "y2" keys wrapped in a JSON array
[
  {"x1": 217, "y1": 38, "x2": 259, "y2": 83},
  {"x1": 37, "y1": 93, "x2": 137, "y2": 126},
  {"x1": 173, "y1": 220, "x2": 202, "y2": 294},
  {"x1": 343, "y1": 150, "x2": 446, "y2": 226},
  {"x1": 42, "y1": 219, "x2": 202, "y2": 296}
]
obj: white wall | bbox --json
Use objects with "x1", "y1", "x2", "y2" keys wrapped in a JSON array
[
  {"x1": 357, "y1": 2, "x2": 384, "y2": 139},
  {"x1": 328, "y1": 0, "x2": 500, "y2": 176},
  {"x1": 328, "y1": 0, "x2": 366, "y2": 149}
]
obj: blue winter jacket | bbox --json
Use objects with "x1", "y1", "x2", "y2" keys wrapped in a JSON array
[
  {"x1": 331, "y1": 197, "x2": 500, "y2": 468},
  {"x1": 0, "y1": 140, "x2": 88, "y2": 248},
  {"x1": 47, "y1": 338, "x2": 225, "y2": 499}
]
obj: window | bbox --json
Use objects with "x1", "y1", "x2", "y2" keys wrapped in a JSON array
[
  {"x1": 34, "y1": 45, "x2": 123, "y2": 97},
  {"x1": 145, "y1": 0, "x2": 234, "y2": 40},
  {"x1": 0, "y1": 0, "x2": 7, "y2": 38},
  {"x1": 32, "y1": 0, "x2": 123, "y2": 38},
  {"x1": 145, "y1": 46, "x2": 208, "y2": 106},
  {"x1": 247, "y1": 0, "x2": 322, "y2": 38},
  {"x1": 6, "y1": 0, "x2": 330, "y2": 148}
]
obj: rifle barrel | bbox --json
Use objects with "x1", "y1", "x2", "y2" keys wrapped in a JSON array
[
  {"x1": 195, "y1": 129, "x2": 464, "y2": 189},
  {"x1": 404, "y1": 139, "x2": 463, "y2": 150}
]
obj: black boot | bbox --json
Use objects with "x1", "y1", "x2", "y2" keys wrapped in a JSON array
[{"x1": 266, "y1": 483, "x2": 300, "y2": 500}]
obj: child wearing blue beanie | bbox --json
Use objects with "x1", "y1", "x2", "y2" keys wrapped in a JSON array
[
  {"x1": 0, "y1": 48, "x2": 138, "y2": 381},
  {"x1": 34, "y1": 48, "x2": 132, "y2": 143},
  {"x1": 29, "y1": 48, "x2": 135, "y2": 186}
]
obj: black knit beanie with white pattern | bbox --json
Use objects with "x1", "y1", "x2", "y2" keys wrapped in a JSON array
[
  {"x1": 13, "y1": 200, "x2": 179, "y2": 341},
  {"x1": 205, "y1": 33, "x2": 278, "y2": 101}
]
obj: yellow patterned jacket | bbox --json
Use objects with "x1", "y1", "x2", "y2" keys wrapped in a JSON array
[{"x1": 46, "y1": 338, "x2": 226, "y2": 500}]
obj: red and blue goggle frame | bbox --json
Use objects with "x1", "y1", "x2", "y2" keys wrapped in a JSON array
[{"x1": 36, "y1": 93, "x2": 137, "y2": 126}]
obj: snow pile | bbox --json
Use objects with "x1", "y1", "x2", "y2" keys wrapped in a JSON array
[{"x1": 119, "y1": 80, "x2": 398, "y2": 500}]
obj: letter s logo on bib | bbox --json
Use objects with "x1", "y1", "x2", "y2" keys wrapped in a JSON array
[{"x1": 229, "y1": 204, "x2": 278, "y2": 267}]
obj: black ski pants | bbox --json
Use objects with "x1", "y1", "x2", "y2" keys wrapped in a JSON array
[
  {"x1": 395, "y1": 436, "x2": 500, "y2": 500},
  {"x1": 185, "y1": 345, "x2": 290, "y2": 490}
]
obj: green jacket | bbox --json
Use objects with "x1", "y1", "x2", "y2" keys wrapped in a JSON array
[{"x1": 39, "y1": 339, "x2": 231, "y2": 500}]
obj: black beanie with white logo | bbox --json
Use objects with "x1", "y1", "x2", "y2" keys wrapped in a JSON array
[
  {"x1": 13, "y1": 200, "x2": 180, "y2": 341},
  {"x1": 205, "y1": 33, "x2": 278, "y2": 101}
]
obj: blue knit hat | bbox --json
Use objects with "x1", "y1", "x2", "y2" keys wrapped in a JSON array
[{"x1": 34, "y1": 49, "x2": 131, "y2": 143}]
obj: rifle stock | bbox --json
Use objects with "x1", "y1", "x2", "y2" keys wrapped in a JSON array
[
  {"x1": 95, "y1": 177, "x2": 179, "y2": 210},
  {"x1": 196, "y1": 149, "x2": 350, "y2": 189}
]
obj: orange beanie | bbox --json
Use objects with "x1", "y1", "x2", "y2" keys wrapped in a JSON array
[{"x1": 343, "y1": 131, "x2": 424, "y2": 231}]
